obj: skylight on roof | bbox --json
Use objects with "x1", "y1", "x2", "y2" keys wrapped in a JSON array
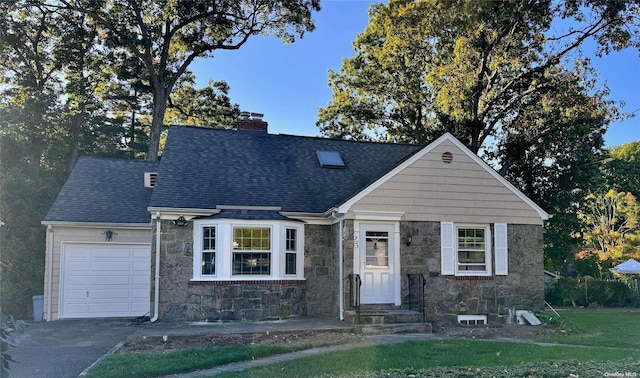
[{"x1": 316, "y1": 150, "x2": 345, "y2": 168}]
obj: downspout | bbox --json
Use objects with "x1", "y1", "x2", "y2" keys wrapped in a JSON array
[
  {"x1": 330, "y1": 210, "x2": 344, "y2": 321},
  {"x1": 150, "y1": 212, "x2": 161, "y2": 322},
  {"x1": 46, "y1": 225, "x2": 53, "y2": 321},
  {"x1": 339, "y1": 217, "x2": 344, "y2": 321}
]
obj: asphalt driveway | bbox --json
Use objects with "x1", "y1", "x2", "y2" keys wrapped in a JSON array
[
  {"x1": 8, "y1": 318, "x2": 142, "y2": 378},
  {"x1": 5, "y1": 316, "x2": 374, "y2": 377}
]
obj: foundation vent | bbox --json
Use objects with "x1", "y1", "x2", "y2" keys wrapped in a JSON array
[{"x1": 457, "y1": 315, "x2": 487, "y2": 325}]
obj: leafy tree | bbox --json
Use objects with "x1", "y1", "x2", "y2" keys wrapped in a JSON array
[
  {"x1": 0, "y1": 1, "x2": 64, "y2": 173},
  {"x1": 602, "y1": 141, "x2": 640, "y2": 198},
  {"x1": 318, "y1": 0, "x2": 637, "y2": 151},
  {"x1": 0, "y1": 1, "x2": 67, "y2": 317},
  {"x1": 318, "y1": 0, "x2": 638, "y2": 270},
  {"x1": 499, "y1": 62, "x2": 614, "y2": 270},
  {"x1": 578, "y1": 190, "x2": 640, "y2": 262},
  {"x1": 0, "y1": 1, "x2": 123, "y2": 316},
  {"x1": 55, "y1": 9, "x2": 134, "y2": 170},
  {"x1": 44, "y1": 0, "x2": 321, "y2": 160},
  {"x1": 98, "y1": 56, "x2": 154, "y2": 159},
  {"x1": 166, "y1": 78, "x2": 240, "y2": 128}
]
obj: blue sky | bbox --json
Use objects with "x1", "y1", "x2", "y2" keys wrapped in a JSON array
[{"x1": 191, "y1": 1, "x2": 639, "y2": 148}]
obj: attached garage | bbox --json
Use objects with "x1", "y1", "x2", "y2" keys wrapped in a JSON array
[
  {"x1": 42, "y1": 157, "x2": 158, "y2": 321},
  {"x1": 61, "y1": 243, "x2": 150, "y2": 318}
]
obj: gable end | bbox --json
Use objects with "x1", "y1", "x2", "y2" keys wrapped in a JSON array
[{"x1": 337, "y1": 133, "x2": 549, "y2": 222}]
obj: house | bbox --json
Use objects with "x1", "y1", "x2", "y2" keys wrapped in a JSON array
[{"x1": 42, "y1": 116, "x2": 549, "y2": 323}]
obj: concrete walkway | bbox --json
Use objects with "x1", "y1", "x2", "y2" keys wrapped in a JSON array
[
  {"x1": 12, "y1": 316, "x2": 546, "y2": 378},
  {"x1": 158, "y1": 333, "x2": 439, "y2": 378}
]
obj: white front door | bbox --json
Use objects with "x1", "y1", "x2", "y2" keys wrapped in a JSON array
[{"x1": 358, "y1": 224, "x2": 396, "y2": 304}]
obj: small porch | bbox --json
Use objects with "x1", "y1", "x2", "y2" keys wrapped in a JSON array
[{"x1": 345, "y1": 273, "x2": 429, "y2": 328}]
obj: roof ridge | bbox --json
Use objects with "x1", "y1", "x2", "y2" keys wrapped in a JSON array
[
  {"x1": 168, "y1": 124, "x2": 424, "y2": 147},
  {"x1": 78, "y1": 156, "x2": 159, "y2": 164}
]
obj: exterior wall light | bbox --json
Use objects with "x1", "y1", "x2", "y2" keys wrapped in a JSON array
[
  {"x1": 405, "y1": 234, "x2": 412, "y2": 246},
  {"x1": 173, "y1": 215, "x2": 188, "y2": 227},
  {"x1": 103, "y1": 229, "x2": 117, "y2": 241}
]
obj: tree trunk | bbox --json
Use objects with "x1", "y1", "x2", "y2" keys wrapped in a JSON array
[
  {"x1": 68, "y1": 101, "x2": 85, "y2": 172},
  {"x1": 147, "y1": 88, "x2": 167, "y2": 161}
]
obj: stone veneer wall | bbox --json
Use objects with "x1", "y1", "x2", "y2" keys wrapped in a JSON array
[
  {"x1": 153, "y1": 219, "x2": 541, "y2": 322},
  {"x1": 154, "y1": 220, "x2": 306, "y2": 321},
  {"x1": 303, "y1": 223, "x2": 338, "y2": 317},
  {"x1": 399, "y1": 222, "x2": 544, "y2": 321},
  {"x1": 339, "y1": 221, "x2": 543, "y2": 321}
]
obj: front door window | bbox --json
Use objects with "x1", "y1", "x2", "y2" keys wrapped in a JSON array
[{"x1": 365, "y1": 231, "x2": 389, "y2": 267}]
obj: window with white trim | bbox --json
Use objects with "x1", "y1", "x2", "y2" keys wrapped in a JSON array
[
  {"x1": 457, "y1": 227, "x2": 487, "y2": 272},
  {"x1": 440, "y1": 222, "x2": 494, "y2": 277},
  {"x1": 455, "y1": 225, "x2": 491, "y2": 276},
  {"x1": 192, "y1": 220, "x2": 304, "y2": 281},
  {"x1": 285, "y1": 228, "x2": 297, "y2": 275},
  {"x1": 365, "y1": 231, "x2": 389, "y2": 267},
  {"x1": 233, "y1": 227, "x2": 271, "y2": 275},
  {"x1": 201, "y1": 226, "x2": 216, "y2": 276}
]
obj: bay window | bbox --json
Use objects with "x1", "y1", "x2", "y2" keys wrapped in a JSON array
[{"x1": 192, "y1": 219, "x2": 304, "y2": 281}]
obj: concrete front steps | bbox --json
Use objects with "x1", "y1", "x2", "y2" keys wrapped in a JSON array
[{"x1": 343, "y1": 305, "x2": 431, "y2": 334}]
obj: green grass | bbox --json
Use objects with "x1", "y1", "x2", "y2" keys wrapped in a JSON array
[
  {"x1": 86, "y1": 309, "x2": 640, "y2": 378},
  {"x1": 85, "y1": 344, "x2": 307, "y2": 378},
  {"x1": 214, "y1": 339, "x2": 640, "y2": 378},
  {"x1": 535, "y1": 308, "x2": 640, "y2": 348}
]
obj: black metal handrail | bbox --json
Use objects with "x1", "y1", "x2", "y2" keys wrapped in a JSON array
[
  {"x1": 407, "y1": 273, "x2": 427, "y2": 322},
  {"x1": 348, "y1": 273, "x2": 361, "y2": 314}
]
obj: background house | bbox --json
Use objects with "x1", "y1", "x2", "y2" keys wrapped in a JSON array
[{"x1": 42, "y1": 117, "x2": 548, "y2": 323}]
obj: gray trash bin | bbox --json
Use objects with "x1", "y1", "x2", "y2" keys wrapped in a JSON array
[{"x1": 32, "y1": 295, "x2": 44, "y2": 321}]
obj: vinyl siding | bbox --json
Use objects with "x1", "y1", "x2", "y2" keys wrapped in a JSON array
[
  {"x1": 348, "y1": 140, "x2": 544, "y2": 225},
  {"x1": 43, "y1": 226, "x2": 151, "y2": 321}
]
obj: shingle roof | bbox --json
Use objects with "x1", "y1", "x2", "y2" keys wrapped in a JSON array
[
  {"x1": 44, "y1": 157, "x2": 159, "y2": 224},
  {"x1": 149, "y1": 126, "x2": 422, "y2": 213}
]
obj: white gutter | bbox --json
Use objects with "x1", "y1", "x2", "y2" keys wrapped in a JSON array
[
  {"x1": 329, "y1": 209, "x2": 344, "y2": 321},
  {"x1": 46, "y1": 225, "x2": 53, "y2": 321},
  {"x1": 40, "y1": 221, "x2": 151, "y2": 229},
  {"x1": 150, "y1": 212, "x2": 161, "y2": 322},
  {"x1": 146, "y1": 207, "x2": 218, "y2": 215}
]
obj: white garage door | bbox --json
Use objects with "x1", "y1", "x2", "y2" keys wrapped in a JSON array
[{"x1": 61, "y1": 243, "x2": 151, "y2": 318}]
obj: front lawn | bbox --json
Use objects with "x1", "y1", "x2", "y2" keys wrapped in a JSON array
[
  {"x1": 535, "y1": 308, "x2": 640, "y2": 348},
  {"x1": 215, "y1": 338, "x2": 640, "y2": 378},
  {"x1": 85, "y1": 344, "x2": 308, "y2": 378},
  {"x1": 86, "y1": 309, "x2": 640, "y2": 378}
]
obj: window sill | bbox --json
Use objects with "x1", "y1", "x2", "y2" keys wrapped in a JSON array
[
  {"x1": 190, "y1": 279, "x2": 306, "y2": 285},
  {"x1": 454, "y1": 276, "x2": 493, "y2": 280}
]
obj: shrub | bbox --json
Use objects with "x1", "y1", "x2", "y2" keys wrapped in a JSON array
[
  {"x1": 1, "y1": 314, "x2": 24, "y2": 376},
  {"x1": 545, "y1": 277, "x2": 639, "y2": 307}
]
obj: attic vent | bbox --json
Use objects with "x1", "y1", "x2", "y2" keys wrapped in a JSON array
[
  {"x1": 144, "y1": 172, "x2": 158, "y2": 188},
  {"x1": 316, "y1": 150, "x2": 345, "y2": 168},
  {"x1": 457, "y1": 315, "x2": 487, "y2": 325},
  {"x1": 442, "y1": 151, "x2": 453, "y2": 164}
]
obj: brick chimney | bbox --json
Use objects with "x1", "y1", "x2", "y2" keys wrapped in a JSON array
[{"x1": 236, "y1": 111, "x2": 268, "y2": 133}]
